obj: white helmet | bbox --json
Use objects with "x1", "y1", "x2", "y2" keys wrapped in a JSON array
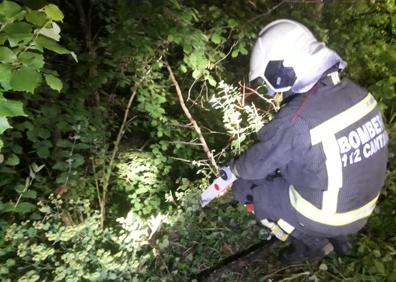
[{"x1": 249, "y1": 19, "x2": 346, "y2": 95}]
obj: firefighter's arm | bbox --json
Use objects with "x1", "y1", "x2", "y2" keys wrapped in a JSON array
[{"x1": 230, "y1": 117, "x2": 295, "y2": 180}]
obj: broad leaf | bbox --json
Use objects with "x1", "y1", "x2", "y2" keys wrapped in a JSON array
[
  {"x1": 19, "y1": 51, "x2": 45, "y2": 69},
  {"x1": 0, "y1": 116, "x2": 11, "y2": 135},
  {"x1": 25, "y1": 10, "x2": 47, "y2": 26},
  {"x1": 13, "y1": 202, "x2": 36, "y2": 214},
  {"x1": 38, "y1": 22, "x2": 61, "y2": 41},
  {"x1": 44, "y1": 74, "x2": 62, "y2": 92},
  {"x1": 22, "y1": 190, "x2": 37, "y2": 199},
  {"x1": 4, "y1": 22, "x2": 32, "y2": 34},
  {"x1": 6, "y1": 33, "x2": 32, "y2": 47},
  {"x1": 36, "y1": 36, "x2": 70, "y2": 55},
  {"x1": 43, "y1": 4, "x2": 64, "y2": 22},
  {"x1": 0, "y1": 1, "x2": 22, "y2": 18},
  {"x1": 5, "y1": 153, "x2": 19, "y2": 166},
  {"x1": 0, "y1": 64, "x2": 11, "y2": 89},
  {"x1": 0, "y1": 47, "x2": 16, "y2": 63},
  {"x1": 10, "y1": 67, "x2": 41, "y2": 93},
  {"x1": 0, "y1": 99, "x2": 26, "y2": 117}
]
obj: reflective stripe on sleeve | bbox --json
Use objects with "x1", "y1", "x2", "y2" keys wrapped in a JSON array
[{"x1": 289, "y1": 186, "x2": 379, "y2": 226}]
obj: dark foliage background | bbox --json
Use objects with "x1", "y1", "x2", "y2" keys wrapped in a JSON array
[{"x1": 0, "y1": 0, "x2": 395, "y2": 280}]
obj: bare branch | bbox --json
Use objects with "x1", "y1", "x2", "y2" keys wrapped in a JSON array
[{"x1": 166, "y1": 63, "x2": 218, "y2": 172}]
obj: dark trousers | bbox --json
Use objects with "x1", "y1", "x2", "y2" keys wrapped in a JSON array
[{"x1": 232, "y1": 177, "x2": 357, "y2": 247}]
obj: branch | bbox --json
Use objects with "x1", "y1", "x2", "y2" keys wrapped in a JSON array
[
  {"x1": 166, "y1": 63, "x2": 218, "y2": 172},
  {"x1": 246, "y1": 1, "x2": 286, "y2": 24},
  {"x1": 99, "y1": 63, "x2": 154, "y2": 228},
  {"x1": 100, "y1": 89, "x2": 137, "y2": 229}
]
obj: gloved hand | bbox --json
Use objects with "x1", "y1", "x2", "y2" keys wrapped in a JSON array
[
  {"x1": 200, "y1": 166, "x2": 237, "y2": 207},
  {"x1": 232, "y1": 178, "x2": 255, "y2": 204}
]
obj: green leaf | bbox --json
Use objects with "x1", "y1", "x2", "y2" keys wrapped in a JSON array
[
  {"x1": 11, "y1": 144, "x2": 22, "y2": 154},
  {"x1": 0, "y1": 99, "x2": 26, "y2": 117},
  {"x1": 37, "y1": 145, "x2": 50, "y2": 158},
  {"x1": 4, "y1": 22, "x2": 33, "y2": 34},
  {"x1": 374, "y1": 260, "x2": 385, "y2": 275},
  {"x1": 0, "y1": 1, "x2": 22, "y2": 18},
  {"x1": 44, "y1": 74, "x2": 62, "y2": 92},
  {"x1": 13, "y1": 202, "x2": 36, "y2": 214},
  {"x1": 5, "y1": 153, "x2": 19, "y2": 166},
  {"x1": 0, "y1": 34, "x2": 7, "y2": 45},
  {"x1": 72, "y1": 154, "x2": 85, "y2": 167},
  {"x1": 15, "y1": 184, "x2": 25, "y2": 193},
  {"x1": 231, "y1": 49, "x2": 239, "y2": 58},
  {"x1": 207, "y1": 75, "x2": 217, "y2": 87},
  {"x1": 19, "y1": 51, "x2": 45, "y2": 69},
  {"x1": 192, "y1": 69, "x2": 201, "y2": 79},
  {"x1": 10, "y1": 67, "x2": 41, "y2": 93},
  {"x1": 56, "y1": 139, "x2": 73, "y2": 148},
  {"x1": 37, "y1": 127, "x2": 50, "y2": 139},
  {"x1": 6, "y1": 32, "x2": 32, "y2": 47},
  {"x1": 36, "y1": 36, "x2": 70, "y2": 55},
  {"x1": 0, "y1": 117, "x2": 11, "y2": 134},
  {"x1": 43, "y1": 4, "x2": 64, "y2": 22},
  {"x1": 38, "y1": 22, "x2": 61, "y2": 41},
  {"x1": 25, "y1": 10, "x2": 47, "y2": 26},
  {"x1": 0, "y1": 64, "x2": 11, "y2": 89},
  {"x1": 22, "y1": 190, "x2": 37, "y2": 199},
  {"x1": 211, "y1": 33, "x2": 223, "y2": 44},
  {"x1": 158, "y1": 238, "x2": 169, "y2": 249},
  {"x1": 0, "y1": 47, "x2": 17, "y2": 63}
]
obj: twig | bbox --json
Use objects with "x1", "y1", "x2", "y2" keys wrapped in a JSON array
[
  {"x1": 238, "y1": 81, "x2": 278, "y2": 110},
  {"x1": 100, "y1": 89, "x2": 137, "y2": 229},
  {"x1": 212, "y1": 40, "x2": 239, "y2": 67},
  {"x1": 246, "y1": 1, "x2": 286, "y2": 24},
  {"x1": 187, "y1": 77, "x2": 200, "y2": 102},
  {"x1": 166, "y1": 63, "x2": 218, "y2": 172},
  {"x1": 91, "y1": 158, "x2": 103, "y2": 213},
  {"x1": 168, "y1": 141, "x2": 203, "y2": 146}
]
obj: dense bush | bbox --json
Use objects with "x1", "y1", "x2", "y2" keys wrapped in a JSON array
[{"x1": 0, "y1": 0, "x2": 395, "y2": 280}]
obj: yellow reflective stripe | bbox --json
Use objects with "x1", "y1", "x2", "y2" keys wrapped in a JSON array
[
  {"x1": 289, "y1": 186, "x2": 379, "y2": 226},
  {"x1": 320, "y1": 138, "x2": 343, "y2": 212},
  {"x1": 310, "y1": 93, "x2": 377, "y2": 212},
  {"x1": 277, "y1": 219, "x2": 295, "y2": 234},
  {"x1": 271, "y1": 225, "x2": 288, "y2": 241},
  {"x1": 260, "y1": 219, "x2": 289, "y2": 241},
  {"x1": 311, "y1": 93, "x2": 377, "y2": 140}
]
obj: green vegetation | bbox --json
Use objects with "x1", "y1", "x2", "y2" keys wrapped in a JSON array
[{"x1": 0, "y1": 0, "x2": 395, "y2": 281}]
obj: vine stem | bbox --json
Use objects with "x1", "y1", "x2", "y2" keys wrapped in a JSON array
[
  {"x1": 99, "y1": 63, "x2": 154, "y2": 229},
  {"x1": 165, "y1": 62, "x2": 218, "y2": 173}
]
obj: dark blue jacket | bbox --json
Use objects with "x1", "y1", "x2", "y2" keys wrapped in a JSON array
[{"x1": 231, "y1": 77, "x2": 388, "y2": 236}]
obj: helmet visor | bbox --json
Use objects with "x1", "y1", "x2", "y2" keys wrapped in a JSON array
[{"x1": 264, "y1": 60, "x2": 297, "y2": 92}]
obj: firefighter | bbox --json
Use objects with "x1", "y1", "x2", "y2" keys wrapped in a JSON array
[{"x1": 230, "y1": 19, "x2": 389, "y2": 264}]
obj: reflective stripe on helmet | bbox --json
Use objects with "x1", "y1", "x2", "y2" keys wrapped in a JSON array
[
  {"x1": 289, "y1": 186, "x2": 379, "y2": 226},
  {"x1": 310, "y1": 93, "x2": 378, "y2": 213}
]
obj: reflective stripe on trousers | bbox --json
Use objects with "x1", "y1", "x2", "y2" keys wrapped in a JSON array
[
  {"x1": 260, "y1": 218, "x2": 295, "y2": 241},
  {"x1": 289, "y1": 185, "x2": 379, "y2": 226}
]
